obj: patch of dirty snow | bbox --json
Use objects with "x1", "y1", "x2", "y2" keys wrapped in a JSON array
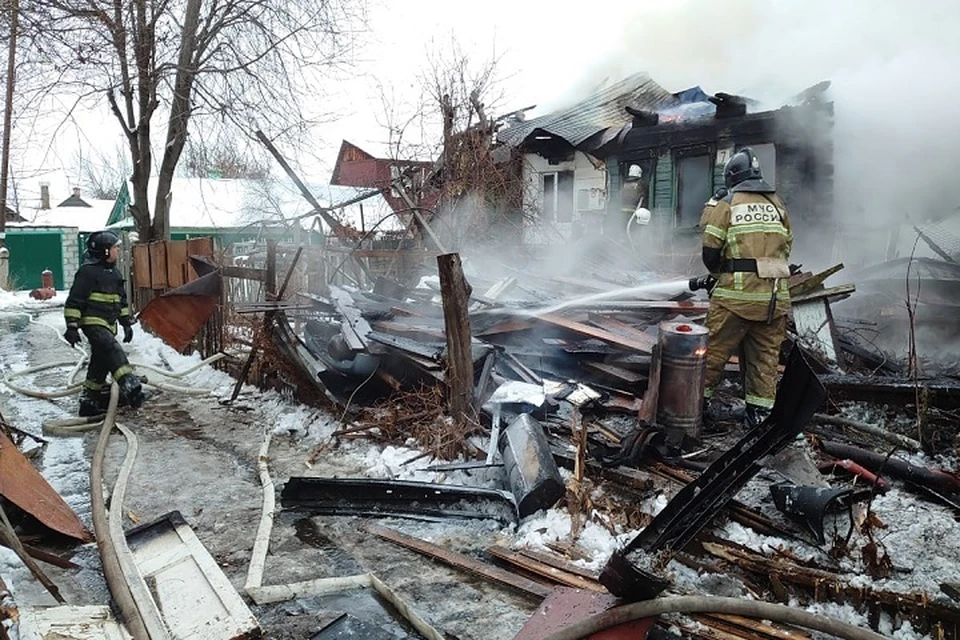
[
  {"x1": 643, "y1": 491, "x2": 669, "y2": 517},
  {"x1": 801, "y1": 599, "x2": 928, "y2": 639},
  {"x1": 513, "y1": 510, "x2": 622, "y2": 571},
  {"x1": 0, "y1": 290, "x2": 65, "y2": 313},
  {"x1": 666, "y1": 560, "x2": 751, "y2": 599},
  {"x1": 301, "y1": 412, "x2": 343, "y2": 442}
]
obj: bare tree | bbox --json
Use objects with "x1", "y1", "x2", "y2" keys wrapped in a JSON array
[
  {"x1": 74, "y1": 143, "x2": 130, "y2": 200},
  {"x1": 375, "y1": 37, "x2": 532, "y2": 251},
  {"x1": 181, "y1": 133, "x2": 269, "y2": 180},
  {"x1": 0, "y1": 0, "x2": 19, "y2": 243},
  {"x1": 21, "y1": 0, "x2": 365, "y2": 242}
]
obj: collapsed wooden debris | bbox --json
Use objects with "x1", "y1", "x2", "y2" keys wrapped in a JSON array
[
  {"x1": 213, "y1": 247, "x2": 960, "y2": 635},
  {"x1": 12, "y1": 232, "x2": 953, "y2": 638},
  {"x1": 599, "y1": 348, "x2": 827, "y2": 600}
]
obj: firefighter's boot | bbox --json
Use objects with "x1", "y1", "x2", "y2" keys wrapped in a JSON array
[
  {"x1": 745, "y1": 404, "x2": 772, "y2": 429},
  {"x1": 702, "y1": 397, "x2": 745, "y2": 434},
  {"x1": 118, "y1": 374, "x2": 145, "y2": 409},
  {"x1": 78, "y1": 389, "x2": 108, "y2": 417}
]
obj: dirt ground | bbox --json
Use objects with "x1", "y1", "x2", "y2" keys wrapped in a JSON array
[{"x1": 0, "y1": 314, "x2": 540, "y2": 639}]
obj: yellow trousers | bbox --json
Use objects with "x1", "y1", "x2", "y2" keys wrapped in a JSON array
[{"x1": 703, "y1": 304, "x2": 787, "y2": 409}]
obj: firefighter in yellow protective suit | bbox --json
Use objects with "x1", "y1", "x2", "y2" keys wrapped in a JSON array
[{"x1": 699, "y1": 148, "x2": 793, "y2": 428}]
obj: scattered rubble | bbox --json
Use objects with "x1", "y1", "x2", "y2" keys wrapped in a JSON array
[{"x1": 4, "y1": 236, "x2": 960, "y2": 639}]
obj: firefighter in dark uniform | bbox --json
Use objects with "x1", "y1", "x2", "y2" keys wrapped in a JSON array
[
  {"x1": 699, "y1": 148, "x2": 793, "y2": 428},
  {"x1": 64, "y1": 231, "x2": 145, "y2": 416}
]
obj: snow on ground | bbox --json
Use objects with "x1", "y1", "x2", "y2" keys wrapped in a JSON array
[{"x1": 0, "y1": 290, "x2": 955, "y2": 638}]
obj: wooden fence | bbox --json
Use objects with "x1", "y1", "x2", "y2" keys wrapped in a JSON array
[
  {"x1": 131, "y1": 238, "x2": 221, "y2": 356},
  {"x1": 132, "y1": 237, "x2": 215, "y2": 292}
]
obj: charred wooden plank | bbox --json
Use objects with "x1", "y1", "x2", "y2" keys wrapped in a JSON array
[
  {"x1": 813, "y1": 414, "x2": 921, "y2": 450},
  {"x1": 222, "y1": 265, "x2": 268, "y2": 282},
  {"x1": 516, "y1": 548, "x2": 602, "y2": 582},
  {"x1": 820, "y1": 374, "x2": 960, "y2": 410},
  {"x1": 597, "y1": 391, "x2": 644, "y2": 414},
  {"x1": 437, "y1": 253, "x2": 475, "y2": 427},
  {"x1": 536, "y1": 313, "x2": 654, "y2": 354},
  {"x1": 362, "y1": 523, "x2": 551, "y2": 599},
  {"x1": 586, "y1": 314, "x2": 658, "y2": 352},
  {"x1": 367, "y1": 331, "x2": 445, "y2": 361},
  {"x1": 369, "y1": 320, "x2": 447, "y2": 340},
  {"x1": 475, "y1": 319, "x2": 536, "y2": 336},
  {"x1": 790, "y1": 284, "x2": 856, "y2": 304},
  {"x1": 485, "y1": 546, "x2": 604, "y2": 592},
  {"x1": 695, "y1": 613, "x2": 813, "y2": 640},
  {"x1": 583, "y1": 361, "x2": 645, "y2": 384},
  {"x1": 638, "y1": 343, "x2": 661, "y2": 423},
  {"x1": 789, "y1": 263, "x2": 845, "y2": 298}
]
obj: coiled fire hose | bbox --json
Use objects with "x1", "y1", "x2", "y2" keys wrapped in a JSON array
[
  {"x1": 1, "y1": 312, "x2": 224, "y2": 406},
  {"x1": 2, "y1": 349, "x2": 227, "y2": 434},
  {"x1": 3, "y1": 351, "x2": 225, "y2": 399}
]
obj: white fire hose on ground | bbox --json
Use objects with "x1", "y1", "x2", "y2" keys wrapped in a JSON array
[
  {"x1": 0, "y1": 312, "x2": 224, "y2": 433},
  {"x1": 626, "y1": 205, "x2": 651, "y2": 249}
]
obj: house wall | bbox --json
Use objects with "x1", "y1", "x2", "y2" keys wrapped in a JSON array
[
  {"x1": 613, "y1": 102, "x2": 834, "y2": 268},
  {"x1": 521, "y1": 151, "x2": 607, "y2": 245}
]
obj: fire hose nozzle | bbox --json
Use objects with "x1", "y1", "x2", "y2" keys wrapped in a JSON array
[{"x1": 689, "y1": 274, "x2": 717, "y2": 292}]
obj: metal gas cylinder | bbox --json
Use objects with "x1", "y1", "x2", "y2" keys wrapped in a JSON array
[
  {"x1": 656, "y1": 321, "x2": 708, "y2": 446},
  {"x1": 498, "y1": 413, "x2": 565, "y2": 518}
]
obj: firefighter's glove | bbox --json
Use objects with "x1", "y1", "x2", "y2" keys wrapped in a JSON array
[
  {"x1": 64, "y1": 325, "x2": 81, "y2": 347},
  {"x1": 122, "y1": 324, "x2": 134, "y2": 344}
]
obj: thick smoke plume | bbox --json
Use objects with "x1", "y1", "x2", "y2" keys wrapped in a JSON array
[
  {"x1": 559, "y1": 0, "x2": 960, "y2": 267},
  {"x1": 454, "y1": 0, "x2": 960, "y2": 365}
]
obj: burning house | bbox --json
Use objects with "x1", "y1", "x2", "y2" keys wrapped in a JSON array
[{"x1": 495, "y1": 72, "x2": 834, "y2": 268}]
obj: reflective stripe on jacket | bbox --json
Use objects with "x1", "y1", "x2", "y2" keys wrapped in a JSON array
[
  {"x1": 700, "y1": 191, "x2": 793, "y2": 322},
  {"x1": 64, "y1": 260, "x2": 131, "y2": 332}
]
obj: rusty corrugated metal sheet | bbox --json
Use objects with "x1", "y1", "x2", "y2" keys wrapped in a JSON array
[
  {"x1": 513, "y1": 586, "x2": 654, "y2": 639},
  {"x1": 140, "y1": 295, "x2": 219, "y2": 353},
  {"x1": 0, "y1": 430, "x2": 92, "y2": 542},
  {"x1": 139, "y1": 257, "x2": 221, "y2": 353},
  {"x1": 497, "y1": 72, "x2": 680, "y2": 148}
]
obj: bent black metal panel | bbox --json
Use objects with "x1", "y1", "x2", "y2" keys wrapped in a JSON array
[
  {"x1": 281, "y1": 477, "x2": 518, "y2": 525},
  {"x1": 600, "y1": 346, "x2": 826, "y2": 599}
]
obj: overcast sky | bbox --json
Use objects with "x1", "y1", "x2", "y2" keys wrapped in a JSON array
[
  {"x1": 310, "y1": 0, "x2": 644, "y2": 164},
  {"x1": 27, "y1": 0, "x2": 642, "y2": 188}
]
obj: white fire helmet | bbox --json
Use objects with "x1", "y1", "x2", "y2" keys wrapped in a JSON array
[
  {"x1": 627, "y1": 164, "x2": 643, "y2": 179},
  {"x1": 632, "y1": 206, "x2": 652, "y2": 225}
]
